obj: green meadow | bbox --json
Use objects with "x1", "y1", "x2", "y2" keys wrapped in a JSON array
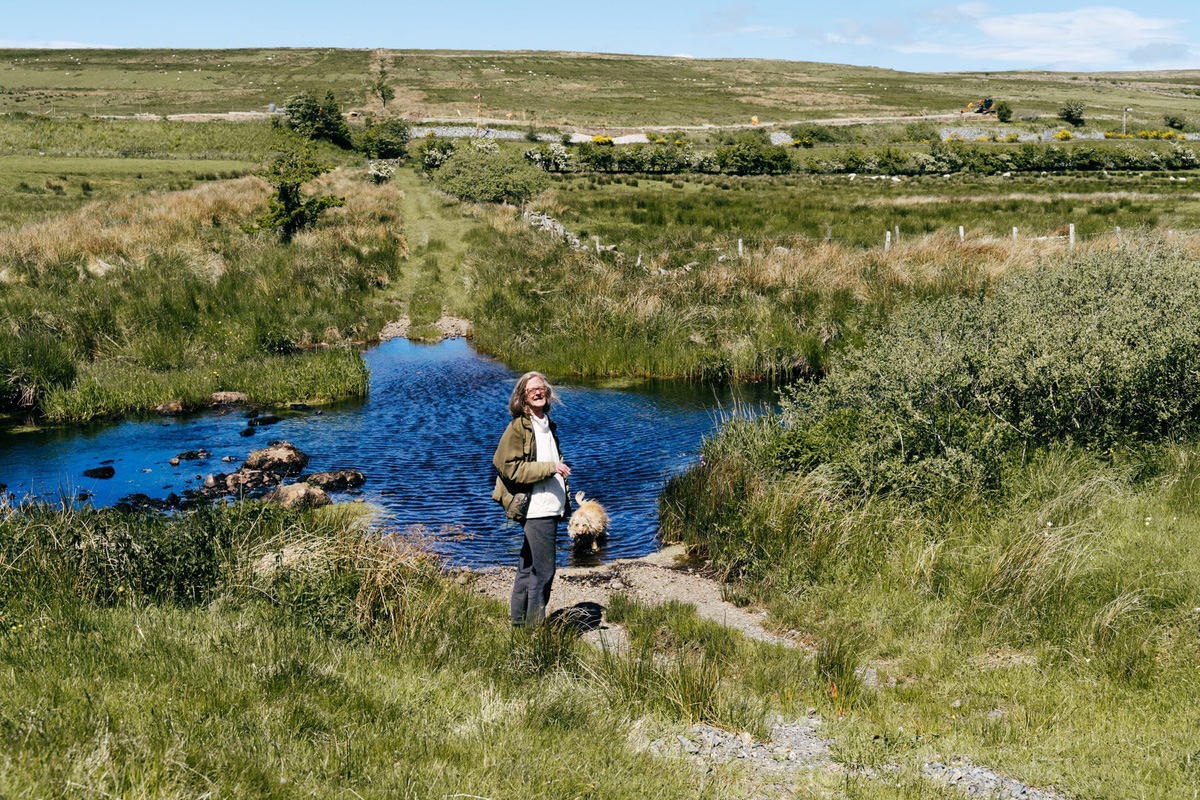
[{"x1": 4, "y1": 50, "x2": 1200, "y2": 798}]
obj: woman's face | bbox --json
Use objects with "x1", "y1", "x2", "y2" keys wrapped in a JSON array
[{"x1": 524, "y1": 377, "x2": 548, "y2": 417}]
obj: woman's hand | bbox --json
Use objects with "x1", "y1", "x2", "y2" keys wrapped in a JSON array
[{"x1": 555, "y1": 462, "x2": 571, "y2": 478}]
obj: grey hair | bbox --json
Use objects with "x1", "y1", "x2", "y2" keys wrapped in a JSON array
[{"x1": 508, "y1": 371, "x2": 558, "y2": 418}]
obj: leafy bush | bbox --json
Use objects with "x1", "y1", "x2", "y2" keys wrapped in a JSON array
[
  {"x1": 1058, "y1": 100, "x2": 1086, "y2": 127},
  {"x1": 284, "y1": 91, "x2": 353, "y2": 149},
  {"x1": 774, "y1": 244, "x2": 1200, "y2": 498},
  {"x1": 995, "y1": 101, "x2": 1014, "y2": 123},
  {"x1": 419, "y1": 137, "x2": 456, "y2": 172},
  {"x1": 356, "y1": 119, "x2": 410, "y2": 159},
  {"x1": 432, "y1": 146, "x2": 548, "y2": 204},
  {"x1": 714, "y1": 140, "x2": 791, "y2": 175},
  {"x1": 1163, "y1": 113, "x2": 1188, "y2": 131}
]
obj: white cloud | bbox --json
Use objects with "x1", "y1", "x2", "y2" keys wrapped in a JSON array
[
  {"x1": 0, "y1": 39, "x2": 117, "y2": 48},
  {"x1": 896, "y1": 6, "x2": 1191, "y2": 68}
]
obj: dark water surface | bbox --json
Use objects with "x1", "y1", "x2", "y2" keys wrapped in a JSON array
[{"x1": 0, "y1": 339, "x2": 770, "y2": 567}]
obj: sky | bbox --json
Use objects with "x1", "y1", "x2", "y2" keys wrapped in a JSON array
[{"x1": 2, "y1": 0, "x2": 1198, "y2": 73}]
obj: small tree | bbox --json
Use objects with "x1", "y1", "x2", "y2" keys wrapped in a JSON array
[
  {"x1": 284, "y1": 91, "x2": 353, "y2": 149},
  {"x1": 1058, "y1": 100, "x2": 1086, "y2": 128},
  {"x1": 371, "y1": 66, "x2": 396, "y2": 109},
  {"x1": 995, "y1": 101, "x2": 1014, "y2": 123},
  {"x1": 1164, "y1": 113, "x2": 1187, "y2": 131},
  {"x1": 253, "y1": 146, "x2": 346, "y2": 242}
]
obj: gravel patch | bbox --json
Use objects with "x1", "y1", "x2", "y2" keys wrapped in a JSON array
[
  {"x1": 924, "y1": 760, "x2": 1072, "y2": 799},
  {"x1": 411, "y1": 126, "x2": 558, "y2": 141},
  {"x1": 651, "y1": 717, "x2": 834, "y2": 775}
]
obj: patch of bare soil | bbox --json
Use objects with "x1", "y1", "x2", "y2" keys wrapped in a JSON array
[
  {"x1": 378, "y1": 315, "x2": 473, "y2": 342},
  {"x1": 468, "y1": 544, "x2": 808, "y2": 651}
]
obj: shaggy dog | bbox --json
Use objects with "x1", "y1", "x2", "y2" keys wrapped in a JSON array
[{"x1": 567, "y1": 491, "x2": 609, "y2": 551}]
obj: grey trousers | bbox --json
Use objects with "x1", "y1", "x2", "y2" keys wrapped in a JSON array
[{"x1": 511, "y1": 516, "x2": 558, "y2": 626}]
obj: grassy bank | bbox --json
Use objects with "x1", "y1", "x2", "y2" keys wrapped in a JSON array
[
  {"x1": 0, "y1": 169, "x2": 410, "y2": 421},
  {"x1": 0, "y1": 502, "x2": 911, "y2": 799},
  {"x1": 658, "y1": 242, "x2": 1200, "y2": 797},
  {"x1": 469, "y1": 199, "x2": 1096, "y2": 381}
]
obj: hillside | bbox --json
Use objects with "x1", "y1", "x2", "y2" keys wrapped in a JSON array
[{"x1": 4, "y1": 47, "x2": 1200, "y2": 128}]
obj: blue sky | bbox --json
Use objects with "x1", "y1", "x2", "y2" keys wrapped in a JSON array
[{"x1": 2, "y1": 1, "x2": 1198, "y2": 72}]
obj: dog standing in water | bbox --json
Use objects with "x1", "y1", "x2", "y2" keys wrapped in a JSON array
[{"x1": 567, "y1": 491, "x2": 609, "y2": 551}]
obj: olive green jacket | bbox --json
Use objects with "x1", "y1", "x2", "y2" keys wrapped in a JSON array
[{"x1": 491, "y1": 415, "x2": 565, "y2": 522}]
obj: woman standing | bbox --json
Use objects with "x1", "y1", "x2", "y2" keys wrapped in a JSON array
[{"x1": 492, "y1": 371, "x2": 571, "y2": 626}]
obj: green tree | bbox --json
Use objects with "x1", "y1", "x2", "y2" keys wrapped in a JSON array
[
  {"x1": 356, "y1": 119, "x2": 410, "y2": 159},
  {"x1": 253, "y1": 146, "x2": 346, "y2": 243},
  {"x1": 371, "y1": 69, "x2": 396, "y2": 109},
  {"x1": 1058, "y1": 100, "x2": 1086, "y2": 127},
  {"x1": 995, "y1": 101, "x2": 1014, "y2": 123},
  {"x1": 284, "y1": 91, "x2": 353, "y2": 149},
  {"x1": 432, "y1": 146, "x2": 548, "y2": 204}
]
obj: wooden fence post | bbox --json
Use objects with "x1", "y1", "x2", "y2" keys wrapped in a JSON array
[
  {"x1": 595, "y1": 237, "x2": 601, "y2": 254},
  {"x1": 825, "y1": 225, "x2": 832, "y2": 244},
  {"x1": 959, "y1": 225, "x2": 964, "y2": 242},
  {"x1": 885, "y1": 231, "x2": 891, "y2": 252},
  {"x1": 894, "y1": 225, "x2": 900, "y2": 244},
  {"x1": 1012, "y1": 227, "x2": 1018, "y2": 241},
  {"x1": 1069, "y1": 223, "x2": 1075, "y2": 249},
  {"x1": 738, "y1": 239, "x2": 744, "y2": 259}
]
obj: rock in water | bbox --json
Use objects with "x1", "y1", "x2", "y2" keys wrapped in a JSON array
[
  {"x1": 83, "y1": 466, "x2": 115, "y2": 479},
  {"x1": 302, "y1": 470, "x2": 366, "y2": 491},
  {"x1": 248, "y1": 415, "x2": 282, "y2": 427},
  {"x1": 262, "y1": 482, "x2": 331, "y2": 510},
  {"x1": 211, "y1": 391, "x2": 248, "y2": 405},
  {"x1": 239, "y1": 427, "x2": 255, "y2": 437},
  {"x1": 244, "y1": 441, "x2": 309, "y2": 475},
  {"x1": 153, "y1": 401, "x2": 185, "y2": 415}
]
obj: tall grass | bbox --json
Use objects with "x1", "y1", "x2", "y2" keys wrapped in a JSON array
[
  {"x1": 470, "y1": 202, "x2": 1085, "y2": 381},
  {"x1": 0, "y1": 172, "x2": 407, "y2": 420}
]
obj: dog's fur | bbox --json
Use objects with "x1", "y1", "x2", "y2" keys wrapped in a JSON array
[{"x1": 567, "y1": 491, "x2": 609, "y2": 551}]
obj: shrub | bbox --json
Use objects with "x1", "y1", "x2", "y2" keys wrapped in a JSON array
[
  {"x1": 774, "y1": 244, "x2": 1200, "y2": 498},
  {"x1": 432, "y1": 146, "x2": 548, "y2": 204},
  {"x1": 901, "y1": 120, "x2": 941, "y2": 142},
  {"x1": 714, "y1": 140, "x2": 791, "y2": 175},
  {"x1": 284, "y1": 91, "x2": 353, "y2": 149},
  {"x1": 367, "y1": 160, "x2": 397, "y2": 184},
  {"x1": 252, "y1": 145, "x2": 346, "y2": 243},
  {"x1": 356, "y1": 119, "x2": 410, "y2": 159},
  {"x1": 995, "y1": 101, "x2": 1014, "y2": 123},
  {"x1": 1163, "y1": 113, "x2": 1187, "y2": 131},
  {"x1": 419, "y1": 138, "x2": 456, "y2": 172},
  {"x1": 1058, "y1": 100, "x2": 1086, "y2": 127}
]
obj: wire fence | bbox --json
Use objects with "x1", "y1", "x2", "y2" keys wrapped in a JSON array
[{"x1": 578, "y1": 225, "x2": 1200, "y2": 263}]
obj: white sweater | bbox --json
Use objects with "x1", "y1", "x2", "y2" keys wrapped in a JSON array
[{"x1": 526, "y1": 413, "x2": 566, "y2": 519}]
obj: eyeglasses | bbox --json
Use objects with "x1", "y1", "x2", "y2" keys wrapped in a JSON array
[{"x1": 525, "y1": 387, "x2": 547, "y2": 397}]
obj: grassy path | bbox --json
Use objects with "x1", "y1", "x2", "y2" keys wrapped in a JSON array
[{"x1": 381, "y1": 165, "x2": 482, "y2": 340}]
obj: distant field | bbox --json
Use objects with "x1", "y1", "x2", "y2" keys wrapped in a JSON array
[
  {"x1": 547, "y1": 170, "x2": 1200, "y2": 254},
  {"x1": 0, "y1": 48, "x2": 370, "y2": 115},
  {"x1": 4, "y1": 48, "x2": 1200, "y2": 128}
]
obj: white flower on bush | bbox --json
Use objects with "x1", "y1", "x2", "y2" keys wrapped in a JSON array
[
  {"x1": 471, "y1": 138, "x2": 500, "y2": 154},
  {"x1": 367, "y1": 160, "x2": 397, "y2": 184},
  {"x1": 523, "y1": 143, "x2": 573, "y2": 171}
]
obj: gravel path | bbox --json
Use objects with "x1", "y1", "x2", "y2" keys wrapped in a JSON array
[
  {"x1": 469, "y1": 545, "x2": 1073, "y2": 799},
  {"x1": 468, "y1": 544, "x2": 808, "y2": 650}
]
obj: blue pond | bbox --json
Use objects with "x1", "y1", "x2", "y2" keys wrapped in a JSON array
[{"x1": 0, "y1": 339, "x2": 769, "y2": 568}]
